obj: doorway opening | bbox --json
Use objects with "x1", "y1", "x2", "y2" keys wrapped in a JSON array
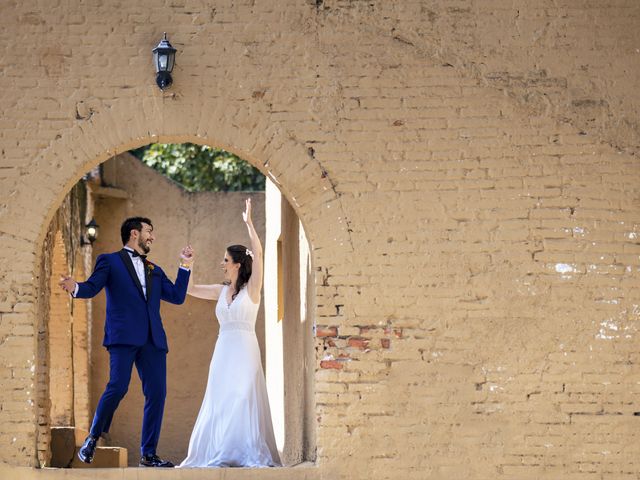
[{"x1": 39, "y1": 143, "x2": 316, "y2": 467}]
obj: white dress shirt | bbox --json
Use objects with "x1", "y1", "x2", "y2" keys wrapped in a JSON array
[{"x1": 124, "y1": 246, "x2": 147, "y2": 299}]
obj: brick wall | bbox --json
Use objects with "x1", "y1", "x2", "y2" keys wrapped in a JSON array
[
  {"x1": 30, "y1": 184, "x2": 87, "y2": 467},
  {"x1": 0, "y1": 1, "x2": 639, "y2": 477},
  {"x1": 319, "y1": 0, "x2": 640, "y2": 155},
  {"x1": 48, "y1": 231, "x2": 73, "y2": 428},
  {"x1": 71, "y1": 249, "x2": 91, "y2": 433}
]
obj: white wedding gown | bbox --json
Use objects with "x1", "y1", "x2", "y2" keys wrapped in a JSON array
[{"x1": 178, "y1": 285, "x2": 281, "y2": 468}]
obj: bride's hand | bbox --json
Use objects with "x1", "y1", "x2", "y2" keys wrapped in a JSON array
[{"x1": 242, "y1": 198, "x2": 252, "y2": 225}]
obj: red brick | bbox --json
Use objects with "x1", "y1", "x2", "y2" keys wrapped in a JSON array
[
  {"x1": 320, "y1": 360, "x2": 343, "y2": 370},
  {"x1": 348, "y1": 337, "x2": 370, "y2": 350},
  {"x1": 316, "y1": 326, "x2": 338, "y2": 338}
]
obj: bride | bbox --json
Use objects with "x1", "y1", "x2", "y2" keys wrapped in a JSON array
[{"x1": 178, "y1": 198, "x2": 281, "y2": 468}]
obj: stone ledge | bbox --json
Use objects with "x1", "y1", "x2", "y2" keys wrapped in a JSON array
[
  {"x1": 0, "y1": 462, "x2": 320, "y2": 479},
  {"x1": 89, "y1": 185, "x2": 129, "y2": 199}
]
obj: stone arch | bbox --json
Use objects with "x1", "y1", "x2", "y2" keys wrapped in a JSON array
[
  {"x1": 26, "y1": 94, "x2": 352, "y2": 261},
  {"x1": 16, "y1": 94, "x2": 341, "y2": 466}
]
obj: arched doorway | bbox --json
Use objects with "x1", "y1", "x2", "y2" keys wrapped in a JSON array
[
  {"x1": 18, "y1": 93, "x2": 351, "y2": 468},
  {"x1": 39, "y1": 143, "x2": 317, "y2": 467}
]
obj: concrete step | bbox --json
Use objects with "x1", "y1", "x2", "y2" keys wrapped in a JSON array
[
  {"x1": 50, "y1": 427, "x2": 122, "y2": 468},
  {"x1": 70, "y1": 446, "x2": 128, "y2": 468}
]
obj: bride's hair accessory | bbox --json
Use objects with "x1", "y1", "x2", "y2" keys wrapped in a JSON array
[{"x1": 245, "y1": 249, "x2": 254, "y2": 259}]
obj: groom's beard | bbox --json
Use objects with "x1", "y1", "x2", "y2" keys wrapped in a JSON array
[{"x1": 138, "y1": 238, "x2": 151, "y2": 254}]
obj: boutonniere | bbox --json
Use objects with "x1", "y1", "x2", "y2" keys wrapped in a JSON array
[{"x1": 146, "y1": 262, "x2": 155, "y2": 272}]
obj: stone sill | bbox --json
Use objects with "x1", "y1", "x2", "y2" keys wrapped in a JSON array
[{"x1": 0, "y1": 463, "x2": 320, "y2": 480}]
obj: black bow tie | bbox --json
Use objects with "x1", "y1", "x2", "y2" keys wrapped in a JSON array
[{"x1": 128, "y1": 250, "x2": 147, "y2": 260}]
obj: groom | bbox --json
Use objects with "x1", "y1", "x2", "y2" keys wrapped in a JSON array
[{"x1": 59, "y1": 217, "x2": 193, "y2": 467}]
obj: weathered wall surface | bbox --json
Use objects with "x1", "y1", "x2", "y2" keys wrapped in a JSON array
[
  {"x1": 47, "y1": 231, "x2": 73, "y2": 428},
  {"x1": 327, "y1": 1, "x2": 640, "y2": 155},
  {"x1": 90, "y1": 153, "x2": 265, "y2": 465},
  {"x1": 32, "y1": 184, "x2": 88, "y2": 467},
  {"x1": 264, "y1": 180, "x2": 316, "y2": 466},
  {"x1": 0, "y1": 1, "x2": 639, "y2": 478}
]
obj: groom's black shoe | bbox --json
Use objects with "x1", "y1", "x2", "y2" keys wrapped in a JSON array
[
  {"x1": 77, "y1": 435, "x2": 98, "y2": 464},
  {"x1": 139, "y1": 454, "x2": 175, "y2": 468}
]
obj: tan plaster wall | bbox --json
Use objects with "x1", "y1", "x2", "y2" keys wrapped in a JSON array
[
  {"x1": 281, "y1": 190, "x2": 315, "y2": 465},
  {"x1": 264, "y1": 180, "x2": 315, "y2": 466},
  {"x1": 89, "y1": 153, "x2": 266, "y2": 465},
  {"x1": 0, "y1": 1, "x2": 639, "y2": 478}
]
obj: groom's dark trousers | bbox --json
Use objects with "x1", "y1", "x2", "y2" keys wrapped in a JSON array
[
  {"x1": 91, "y1": 341, "x2": 167, "y2": 455},
  {"x1": 75, "y1": 249, "x2": 190, "y2": 456}
]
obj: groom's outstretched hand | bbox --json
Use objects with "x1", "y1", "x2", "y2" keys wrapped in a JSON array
[
  {"x1": 180, "y1": 245, "x2": 194, "y2": 269},
  {"x1": 59, "y1": 275, "x2": 77, "y2": 295}
]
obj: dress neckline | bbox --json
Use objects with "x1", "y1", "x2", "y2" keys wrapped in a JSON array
[{"x1": 224, "y1": 284, "x2": 244, "y2": 308}]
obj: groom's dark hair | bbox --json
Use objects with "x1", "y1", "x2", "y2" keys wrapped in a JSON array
[{"x1": 121, "y1": 217, "x2": 153, "y2": 245}]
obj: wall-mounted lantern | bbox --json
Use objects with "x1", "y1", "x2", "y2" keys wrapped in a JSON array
[
  {"x1": 152, "y1": 33, "x2": 176, "y2": 90},
  {"x1": 81, "y1": 218, "x2": 100, "y2": 245}
]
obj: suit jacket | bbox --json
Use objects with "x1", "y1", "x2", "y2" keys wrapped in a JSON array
[{"x1": 75, "y1": 249, "x2": 190, "y2": 351}]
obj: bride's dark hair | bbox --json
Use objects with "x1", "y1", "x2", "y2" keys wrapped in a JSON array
[{"x1": 225, "y1": 244, "x2": 253, "y2": 300}]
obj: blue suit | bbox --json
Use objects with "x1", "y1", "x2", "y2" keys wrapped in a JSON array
[{"x1": 76, "y1": 249, "x2": 190, "y2": 456}]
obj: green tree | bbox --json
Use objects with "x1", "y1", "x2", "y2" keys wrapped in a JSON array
[{"x1": 130, "y1": 143, "x2": 265, "y2": 192}]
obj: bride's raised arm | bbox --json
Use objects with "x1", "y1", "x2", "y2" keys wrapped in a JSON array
[
  {"x1": 187, "y1": 269, "x2": 224, "y2": 301},
  {"x1": 243, "y1": 198, "x2": 263, "y2": 304}
]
